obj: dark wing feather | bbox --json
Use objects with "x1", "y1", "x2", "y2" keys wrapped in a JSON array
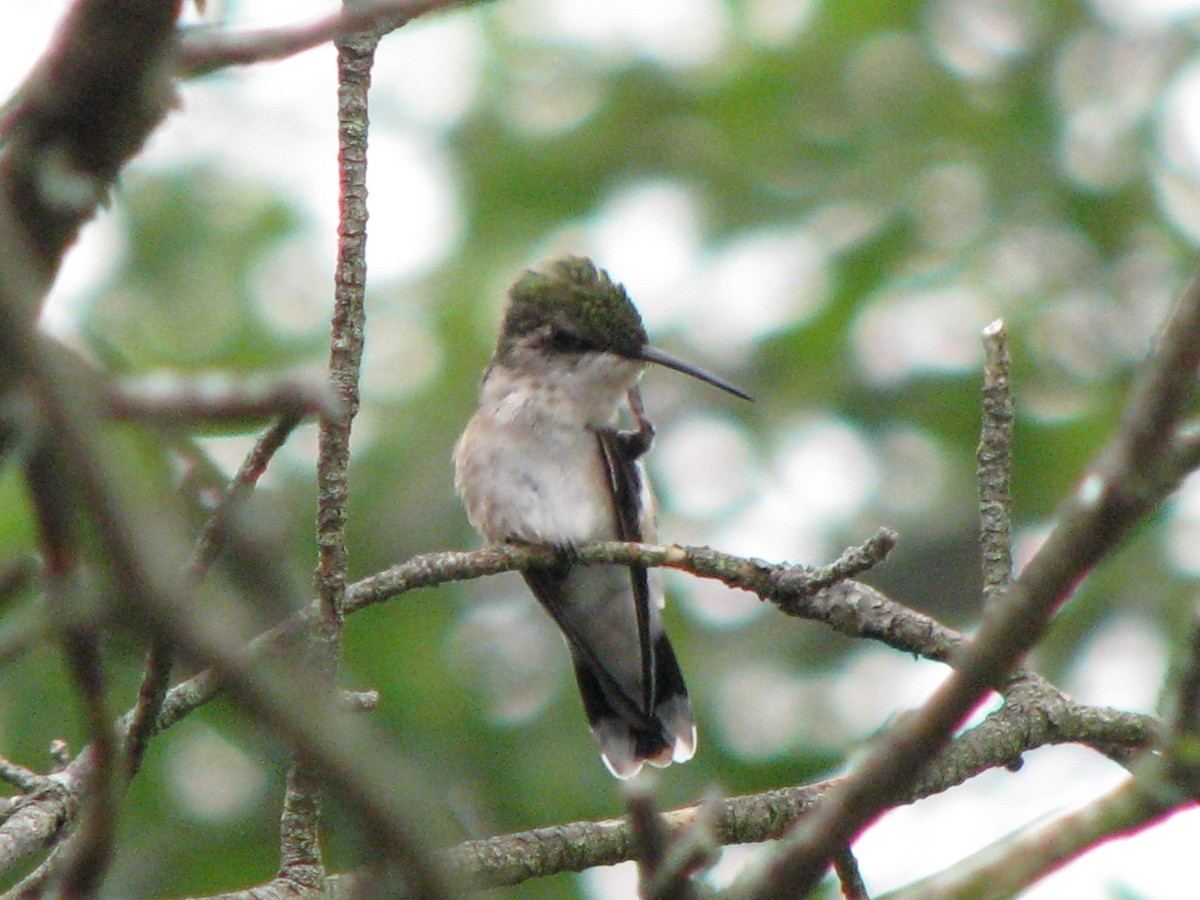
[
  {"x1": 518, "y1": 414, "x2": 692, "y2": 776},
  {"x1": 595, "y1": 427, "x2": 655, "y2": 715}
]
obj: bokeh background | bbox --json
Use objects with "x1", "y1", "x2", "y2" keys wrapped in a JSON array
[{"x1": 5, "y1": 0, "x2": 1200, "y2": 896}]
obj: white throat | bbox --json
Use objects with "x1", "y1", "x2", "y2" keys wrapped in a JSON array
[{"x1": 480, "y1": 353, "x2": 644, "y2": 429}]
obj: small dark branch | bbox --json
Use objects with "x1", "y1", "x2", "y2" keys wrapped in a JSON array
[
  {"x1": 977, "y1": 319, "x2": 1014, "y2": 609},
  {"x1": 641, "y1": 791, "x2": 720, "y2": 900},
  {"x1": 56, "y1": 632, "x2": 118, "y2": 898},
  {"x1": 130, "y1": 412, "x2": 308, "y2": 782},
  {"x1": 191, "y1": 412, "x2": 306, "y2": 578},
  {"x1": 121, "y1": 640, "x2": 172, "y2": 780},
  {"x1": 177, "y1": 0, "x2": 473, "y2": 76},
  {"x1": 832, "y1": 847, "x2": 869, "y2": 900},
  {"x1": 105, "y1": 377, "x2": 338, "y2": 429},
  {"x1": 128, "y1": 412, "x2": 306, "y2": 787},
  {"x1": 627, "y1": 781, "x2": 670, "y2": 896}
]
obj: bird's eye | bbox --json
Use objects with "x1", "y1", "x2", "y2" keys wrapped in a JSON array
[{"x1": 548, "y1": 327, "x2": 594, "y2": 353}]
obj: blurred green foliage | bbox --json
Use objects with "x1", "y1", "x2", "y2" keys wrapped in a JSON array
[{"x1": 4, "y1": 0, "x2": 1200, "y2": 896}]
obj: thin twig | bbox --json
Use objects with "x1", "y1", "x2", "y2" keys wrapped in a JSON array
[
  {"x1": 121, "y1": 640, "x2": 173, "y2": 781},
  {"x1": 0, "y1": 757, "x2": 50, "y2": 796},
  {"x1": 191, "y1": 412, "x2": 306, "y2": 578},
  {"x1": 126, "y1": 412, "x2": 308, "y2": 782},
  {"x1": 977, "y1": 319, "x2": 1014, "y2": 610},
  {"x1": 627, "y1": 781, "x2": 671, "y2": 897},
  {"x1": 275, "y1": 17, "x2": 379, "y2": 887},
  {"x1": 104, "y1": 377, "x2": 337, "y2": 428},
  {"x1": 833, "y1": 847, "x2": 869, "y2": 900}
]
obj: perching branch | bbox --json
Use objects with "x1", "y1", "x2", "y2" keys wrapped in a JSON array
[{"x1": 0, "y1": 527, "x2": 1156, "y2": 890}]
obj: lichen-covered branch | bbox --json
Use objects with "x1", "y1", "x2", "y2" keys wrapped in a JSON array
[{"x1": 977, "y1": 319, "x2": 1014, "y2": 610}]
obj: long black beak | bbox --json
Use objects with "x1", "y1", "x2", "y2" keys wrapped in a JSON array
[{"x1": 639, "y1": 345, "x2": 753, "y2": 401}]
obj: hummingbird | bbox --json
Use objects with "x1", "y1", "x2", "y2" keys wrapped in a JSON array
[{"x1": 454, "y1": 255, "x2": 751, "y2": 777}]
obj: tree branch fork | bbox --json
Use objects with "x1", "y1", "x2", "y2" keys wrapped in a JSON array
[{"x1": 0, "y1": 527, "x2": 1163, "y2": 895}]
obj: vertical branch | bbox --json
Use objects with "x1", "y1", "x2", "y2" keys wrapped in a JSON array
[
  {"x1": 977, "y1": 320, "x2": 1014, "y2": 610},
  {"x1": 315, "y1": 31, "x2": 377, "y2": 639},
  {"x1": 279, "y1": 19, "x2": 380, "y2": 886},
  {"x1": 831, "y1": 848, "x2": 868, "y2": 900}
]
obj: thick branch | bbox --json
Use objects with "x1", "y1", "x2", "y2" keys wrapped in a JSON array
[{"x1": 728, "y1": 272, "x2": 1200, "y2": 898}]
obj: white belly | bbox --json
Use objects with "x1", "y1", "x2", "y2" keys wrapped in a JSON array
[{"x1": 455, "y1": 411, "x2": 624, "y2": 545}]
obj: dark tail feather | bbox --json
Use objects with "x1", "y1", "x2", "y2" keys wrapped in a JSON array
[{"x1": 571, "y1": 634, "x2": 696, "y2": 778}]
